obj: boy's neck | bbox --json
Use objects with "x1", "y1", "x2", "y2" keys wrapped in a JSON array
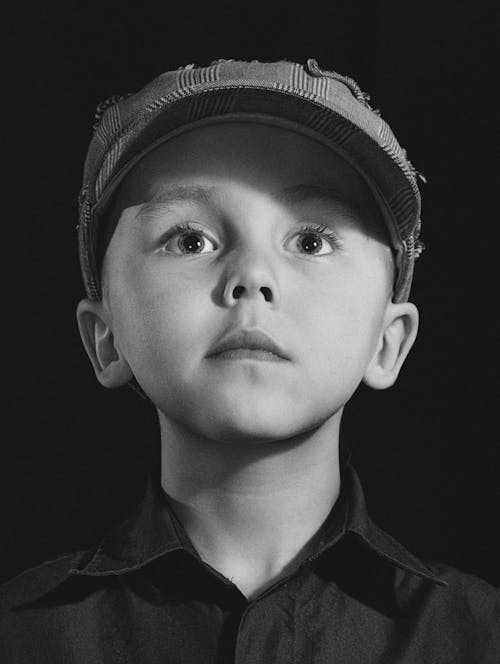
[{"x1": 159, "y1": 413, "x2": 343, "y2": 600}]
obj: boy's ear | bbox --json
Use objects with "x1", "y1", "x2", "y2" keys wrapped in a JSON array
[
  {"x1": 76, "y1": 299, "x2": 133, "y2": 389},
  {"x1": 363, "y1": 301, "x2": 419, "y2": 390}
]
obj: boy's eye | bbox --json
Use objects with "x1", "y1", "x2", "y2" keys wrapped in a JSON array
[
  {"x1": 290, "y1": 224, "x2": 341, "y2": 256},
  {"x1": 160, "y1": 224, "x2": 217, "y2": 254},
  {"x1": 295, "y1": 226, "x2": 338, "y2": 256}
]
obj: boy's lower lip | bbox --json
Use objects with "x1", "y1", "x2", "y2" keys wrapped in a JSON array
[{"x1": 209, "y1": 349, "x2": 288, "y2": 362}]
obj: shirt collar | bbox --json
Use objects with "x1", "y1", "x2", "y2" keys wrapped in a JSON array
[
  {"x1": 342, "y1": 465, "x2": 447, "y2": 586},
  {"x1": 72, "y1": 472, "x2": 198, "y2": 576},
  {"x1": 72, "y1": 462, "x2": 446, "y2": 587},
  {"x1": 8, "y1": 461, "x2": 447, "y2": 610}
]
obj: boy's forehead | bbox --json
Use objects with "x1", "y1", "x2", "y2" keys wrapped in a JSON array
[{"x1": 110, "y1": 121, "x2": 382, "y2": 224}]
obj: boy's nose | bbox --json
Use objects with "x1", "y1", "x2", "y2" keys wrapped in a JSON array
[{"x1": 221, "y1": 249, "x2": 280, "y2": 308}]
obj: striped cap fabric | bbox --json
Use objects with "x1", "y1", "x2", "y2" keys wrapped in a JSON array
[{"x1": 78, "y1": 58, "x2": 425, "y2": 302}]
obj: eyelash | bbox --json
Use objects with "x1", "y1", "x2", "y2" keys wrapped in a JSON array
[{"x1": 159, "y1": 221, "x2": 342, "y2": 253}]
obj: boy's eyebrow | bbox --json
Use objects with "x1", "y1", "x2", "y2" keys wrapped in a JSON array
[
  {"x1": 272, "y1": 184, "x2": 361, "y2": 217},
  {"x1": 135, "y1": 184, "x2": 217, "y2": 221}
]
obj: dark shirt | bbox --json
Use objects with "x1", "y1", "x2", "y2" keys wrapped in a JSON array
[{"x1": 1, "y1": 463, "x2": 498, "y2": 663}]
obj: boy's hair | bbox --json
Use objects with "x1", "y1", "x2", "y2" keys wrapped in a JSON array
[{"x1": 78, "y1": 58, "x2": 425, "y2": 304}]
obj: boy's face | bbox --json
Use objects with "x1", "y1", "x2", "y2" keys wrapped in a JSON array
[{"x1": 95, "y1": 122, "x2": 398, "y2": 444}]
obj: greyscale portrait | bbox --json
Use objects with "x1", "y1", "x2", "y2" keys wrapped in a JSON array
[{"x1": 1, "y1": 4, "x2": 498, "y2": 662}]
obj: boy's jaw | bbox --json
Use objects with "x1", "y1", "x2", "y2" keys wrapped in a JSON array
[{"x1": 96, "y1": 121, "x2": 403, "y2": 445}]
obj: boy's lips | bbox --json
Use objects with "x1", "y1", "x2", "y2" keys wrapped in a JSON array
[{"x1": 206, "y1": 328, "x2": 291, "y2": 361}]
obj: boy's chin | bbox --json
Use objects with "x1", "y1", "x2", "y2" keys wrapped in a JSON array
[
  {"x1": 153, "y1": 383, "x2": 345, "y2": 445},
  {"x1": 174, "y1": 402, "x2": 338, "y2": 447},
  {"x1": 204, "y1": 419, "x2": 305, "y2": 446}
]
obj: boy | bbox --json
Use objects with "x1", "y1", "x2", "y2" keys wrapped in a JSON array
[{"x1": 1, "y1": 58, "x2": 498, "y2": 663}]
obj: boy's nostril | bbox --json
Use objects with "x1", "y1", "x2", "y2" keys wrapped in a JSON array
[
  {"x1": 261, "y1": 287, "x2": 272, "y2": 302},
  {"x1": 233, "y1": 286, "x2": 244, "y2": 299}
]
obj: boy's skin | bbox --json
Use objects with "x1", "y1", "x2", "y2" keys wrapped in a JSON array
[{"x1": 77, "y1": 121, "x2": 419, "y2": 600}]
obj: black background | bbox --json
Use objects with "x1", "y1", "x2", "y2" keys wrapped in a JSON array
[{"x1": 2, "y1": 1, "x2": 498, "y2": 587}]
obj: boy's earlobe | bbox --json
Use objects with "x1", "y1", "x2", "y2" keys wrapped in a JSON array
[
  {"x1": 76, "y1": 299, "x2": 133, "y2": 388},
  {"x1": 362, "y1": 302, "x2": 419, "y2": 390}
]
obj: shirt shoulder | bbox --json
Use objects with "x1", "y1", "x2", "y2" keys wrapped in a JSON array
[
  {"x1": 343, "y1": 464, "x2": 499, "y2": 621},
  {"x1": 422, "y1": 560, "x2": 500, "y2": 661},
  {"x1": 0, "y1": 551, "x2": 84, "y2": 615},
  {"x1": 365, "y1": 517, "x2": 499, "y2": 618},
  {"x1": 424, "y1": 559, "x2": 499, "y2": 613}
]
